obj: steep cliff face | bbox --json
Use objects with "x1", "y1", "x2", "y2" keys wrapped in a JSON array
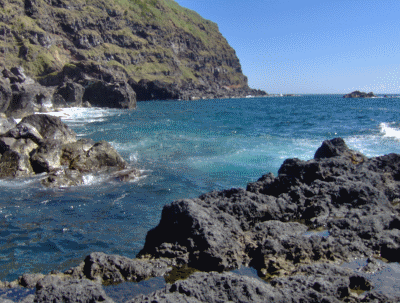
[{"x1": 0, "y1": 0, "x2": 264, "y2": 100}]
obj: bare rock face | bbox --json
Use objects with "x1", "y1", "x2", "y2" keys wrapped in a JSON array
[
  {"x1": 53, "y1": 81, "x2": 85, "y2": 107},
  {"x1": 82, "y1": 81, "x2": 136, "y2": 109}
]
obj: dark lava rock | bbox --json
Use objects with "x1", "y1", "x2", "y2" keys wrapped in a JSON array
[
  {"x1": 34, "y1": 276, "x2": 115, "y2": 303},
  {"x1": 19, "y1": 114, "x2": 76, "y2": 144},
  {"x1": 69, "y1": 141, "x2": 127, "y2": 173},
  {"x1": 343, "y1": 91, "x2": 376, "y2": 98},
  {"x1": 65, "y1": 252, "x2": 172, "y2": 285},
  {"x1": 138, "y1": 138, "x2": 400, "y2": 279},
  {"x1": 83, "y1": 81, "x2": 136, "y2": 109},
  {"x1": 0, "y1": 114, "x2": 134, "y2": 186},
  {"x1": 129, "y1": 79, "x2": 180, "y2": 101},
  {"x1": 53, "y1": 81, "x2": 85, "y2": 107}
]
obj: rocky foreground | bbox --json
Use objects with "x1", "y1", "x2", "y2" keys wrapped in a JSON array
[{"x1": 1, "y1": 138, "x2": 400, "y2": 302}]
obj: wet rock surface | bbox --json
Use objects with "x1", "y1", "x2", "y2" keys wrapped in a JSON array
[
  {"x1": 138, "y1": 138, "x2": 400, "y2": 277},
  {"x1": 2, "y1": 138, "x2": 400, "y2": 302},
  {"x1": 0, "y1": 114, "x2": 137, "y2": 186}
]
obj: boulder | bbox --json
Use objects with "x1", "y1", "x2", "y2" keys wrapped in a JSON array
[
  {"x1": 83, "y1": 81, "x2": 136, "y2": 109},
  {"x1": 30, "y1": 139, "x2": 63, "y2": 173},
  {"x1": 41, "y1": 168, "x2": 84, "y2": 188},
  {"x1": 0, "y1": 114, "x2": 131, "y2": 187},
  {"x1": 61, "y1": 138, "x2": 96, "y2": 165},
  {"x1": 53, "y1": 81, "x2": 85, "y2": 107},
  {"x1": 65, "y1": 252, "x2": 171, "y2": 284},
  {"x1": 0, "y1": 150, "x2": 34, "y2": 177},
  {"x1": 34, "y1": 276, "x2": 115, "y2": 303},
  {"x1": 19, "y1": 114, "x2": 76, "y2": 144},
  {"x1": 70, "y1": 141, "x2": 127, "y2": 173},
  {"x1": 4, "y1": 122, "x2": 43, "y2": 144}
]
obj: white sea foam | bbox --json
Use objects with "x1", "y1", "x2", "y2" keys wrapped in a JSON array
[
  {"x1": 34, "y1": 107, "x2": 119, "y2": 126},
  {"x1": 380, "y1": 122, "x2": 400, "y2": 140}
]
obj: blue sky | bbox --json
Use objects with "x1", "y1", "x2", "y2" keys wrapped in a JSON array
[{"x1": 174, "y1": 0, "x2": 400, "y2": 94}]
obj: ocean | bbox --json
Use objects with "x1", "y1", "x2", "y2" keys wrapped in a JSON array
[{"x1": 0, "y1": 95, "x2": 399, "y2": 282}]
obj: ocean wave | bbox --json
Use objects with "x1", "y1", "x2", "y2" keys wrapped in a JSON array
[{"x1": 380, "y1": 122, "x2": 400, "y2": 140}]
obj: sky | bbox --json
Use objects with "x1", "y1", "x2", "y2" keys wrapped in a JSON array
[{"x1": 174, "y1": 0, "x2": 400, "y2": 94}]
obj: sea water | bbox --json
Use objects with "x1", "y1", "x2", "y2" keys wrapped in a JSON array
[{"x1": 0, "y1": 95, "x2": 399, "y2": 281}]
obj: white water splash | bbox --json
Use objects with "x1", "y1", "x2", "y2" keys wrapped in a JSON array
[{"x1": 380, "y1": 122, "x2": 400, "y2": 140}]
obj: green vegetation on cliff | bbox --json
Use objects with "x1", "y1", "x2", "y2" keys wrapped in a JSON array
[{"x1": 0, "y1": 0, "x2": 248, "y2": 90}]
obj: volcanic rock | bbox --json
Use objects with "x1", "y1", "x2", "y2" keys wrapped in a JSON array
[
  {"x1": 138, "y1": 138, "x2": 400, "y2": 279},
  {"x1": 0, "y1": 114, "x2": 135, "y2": 186}
]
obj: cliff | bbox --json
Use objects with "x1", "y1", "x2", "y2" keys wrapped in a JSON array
[{"x1": 0, "y1": 0, "x2": 266, "y2": 105}]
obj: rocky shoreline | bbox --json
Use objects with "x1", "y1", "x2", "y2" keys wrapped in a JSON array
[
  {"x1": 0, "y1": 138, "x2": 399, "y2": 302},
  {"x1": 0, "y1": 65, "x2": 266, "y2": 120}
]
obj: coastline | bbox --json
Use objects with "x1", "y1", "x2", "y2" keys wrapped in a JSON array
[{"x1": 1, "y1": 138, "x2": 400, "y2": 302}]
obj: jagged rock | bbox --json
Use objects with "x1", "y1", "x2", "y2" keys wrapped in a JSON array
[
  {"x1": 2, "y1": 0, "x2": 266, "y2": 103},
  {"x1": 0, "y1": 117, "x2": 16, "y2": 135},
  {"x1": 41, "y1": 168, "x2": 84, "y2": 188},
  {"x1": 0, "y1": 76, "x2": 12, "y2": 113},
  {"x1": 34, "y1": 276, "x2": 115, "y2": 303},
  {"x1": 343, "y1": 91, "x2": 376, "y2": 98},
  {"x1": 53, "y1": 81, "x2": 85, "y2": 107},
  {"x1": 70, "y1": 141, "x2": 127, "y2": 173},
  {"x1": 0, "y1": 114, "x2": 132, "y2": 187},
  {"x1": 61, "y1": 138, "x2": 95, "y2": 165},
  {"x1": 128, "y1": 271, "x2": 285, "y2": 303},
  {"x1": 0, "y1": 150, "x2": 34, "y2": 177},
  {"x1": 18, "y1": 273, "x2": 45, "y2": 288},
  {"x1": 19, "y1": 114, "x2": 76, "y2": 144},
  {"x1": 82, "y1": 81, "x2": 136, "y2": 109},
  {"x1": 65, "y1": 252, "x2": 171, "y2": 284},
  {"x1": 30, "y1": 139, "x2": 63, "y2": 173},
  {"x1": 129, "y1": 79, "x2": 180, "y2": 101},
  {"x1": 4, "y1": 123, "x2": 43, "y2": 144},
  {"x1": 138, "y1": 138, "x2": 400, "y2": 279}
]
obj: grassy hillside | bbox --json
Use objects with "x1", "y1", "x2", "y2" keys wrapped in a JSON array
[{"x1": 0, "y1": 0, "x2": 248, "y2": 89}]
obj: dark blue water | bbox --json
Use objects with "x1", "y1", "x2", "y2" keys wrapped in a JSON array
[{"x1": 0, "y1": 95, "x2": 399, "y2": 281}]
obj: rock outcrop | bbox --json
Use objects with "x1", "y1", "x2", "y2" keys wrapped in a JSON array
[
  {"x1": 0, "y1": 65, "x2": 137, "y2": 118},
  {"x1": 2, "y1": 138, "x2": 400, "y2": 302},
  {"x1": 343, "y1": 91, "x2": 376, "y2": 98},
  {"x1": 0, "y1": 113, "x2": 138, "y2": 187},
  {"x1": 0, "y1": 0, "x2": 266, "y2": 108}
]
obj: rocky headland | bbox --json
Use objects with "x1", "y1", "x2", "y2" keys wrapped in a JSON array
[
  {"x1": 0, "y1": 0, "x2": 266, "y2": 119},
  {"x1": 1, "y1": 138, "x2": 400, "y2": 302},
  {"x1": 343, "y1": 91, "x2": 376, "y2": 98}
]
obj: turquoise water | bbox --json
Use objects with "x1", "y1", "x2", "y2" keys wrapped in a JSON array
[{"x1": 0, "y1": 95, "x2": 399, "y2": 281}]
